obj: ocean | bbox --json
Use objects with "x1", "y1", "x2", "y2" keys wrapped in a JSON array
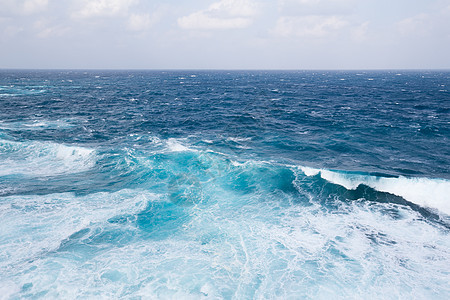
[{"x1": 0, "y1": 70, "x2": 449, "y2": 299}]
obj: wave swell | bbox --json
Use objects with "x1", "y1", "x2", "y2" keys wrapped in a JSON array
[{"x1": 300, "y1": 166, "x2": 450, "y2": 215}]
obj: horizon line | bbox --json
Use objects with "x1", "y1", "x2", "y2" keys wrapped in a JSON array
[{"x1": 1, "y1": 67, "x2": 450, "y2": 72}]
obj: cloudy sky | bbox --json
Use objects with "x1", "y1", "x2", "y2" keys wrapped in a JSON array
[{"x1": 1, "y1": 0, "x2": 449, "y2": 69}]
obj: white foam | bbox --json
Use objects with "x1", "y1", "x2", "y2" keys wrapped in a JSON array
[
  {"x1": 300, "y1": 166, "x2": 320, "y2": 177},
  {"x1": 301, "y1": 167, "x2": 450, "y2": 215},
  {"x1": 0, "y1": 119, "x2": 76, "y2": 131},
  {"x1": 0, "y1": 85, "x2": 46, "y2": 97},
  {"x1": 166, "y1": 138, "x2": 192, "y2": 152},
  {"x1": 230, "y1": 160, "x2": 246, "y2": 167},
  {"x1": 226, "y1": 137, "x2": 252, "y2": 143},
  {"x1": 0, "y1": 281, "x2": 20, "y2": 300},
  {"x1": 225, "y1": 136, "x2": 251, "y2": 149},
  {"x1": 1, "y1": 182, "x2": 449, "y2": 298},
  {"x1": 0, "y1": 139, "x2": 96, "y2": 176},
  {"x1": 0, "y1": 189, "x2": 153, "y2": 273}
]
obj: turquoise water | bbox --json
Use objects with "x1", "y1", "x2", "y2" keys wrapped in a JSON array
[{"x1": 0, "y1": 70, "x2": 449, "y2": 299}]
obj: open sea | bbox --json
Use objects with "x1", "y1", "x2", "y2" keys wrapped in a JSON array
[{"x1": 0, "y1": 70, "x2": 449, "y2": 299}]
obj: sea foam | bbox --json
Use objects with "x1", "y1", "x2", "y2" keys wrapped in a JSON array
[
  {"x1": 166, "y1": 138, "x2": 194, "y2": 152},
  {"x1": 0, "y1": 189, "x2": 153, "y2": 273},
  {"x1": 0, "y1": 119, "x2": 76, "y2": 131},
  {"x1": 300, "y1": 167, "x2": 450, "y2": 215},
  {"x1": 0, "y1": 139, "x2": 96, "y2": 177}
]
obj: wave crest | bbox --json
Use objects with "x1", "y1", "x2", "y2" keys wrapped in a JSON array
[
  {"x1": 0, "y1": 139, "x2": 96, "y2": 177},
  {"x1": 300, "y1": 167, "x2": 450, "y2": 215}
]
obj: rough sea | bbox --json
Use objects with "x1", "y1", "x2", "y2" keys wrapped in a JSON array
[{"x1": 0, "y1": 70, "x2": 449, "y2": 299}]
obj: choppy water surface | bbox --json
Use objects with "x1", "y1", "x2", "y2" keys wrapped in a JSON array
[{"x1": 0, "y1": 70, "x2": 449, "y2": 299}]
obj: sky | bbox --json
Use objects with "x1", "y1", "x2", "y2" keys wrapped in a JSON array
[{"x1": 1, "y1": 0, "x2": 449, "y2": 69}]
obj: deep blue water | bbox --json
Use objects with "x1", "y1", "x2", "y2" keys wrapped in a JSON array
[{"x1": 0, "y1": 70, "x2": 449, "y2": 299}]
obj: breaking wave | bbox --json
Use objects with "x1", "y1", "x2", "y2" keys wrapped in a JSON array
[
  {"x1": 300, "y1": 167, "x2": 450, "y2": 216},
  {"x1": 0, "y1": 139, "x2": 96, "y2": 177}
]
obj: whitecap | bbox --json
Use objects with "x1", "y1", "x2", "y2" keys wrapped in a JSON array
[
  {"x1": 300, "y1": 166, "x2": 320, "y2": 176},
  {"x1": 0, "y1": 189, "x2": 153, "y2": 272},
  {"x1": 0, "y1": 139, "x2": 97, "y2": 177},
  {"x1": 226, "y1": 137, "x2": 251, "y2": 143},
  {"x1": 301, "y1": 167, "x2": 450, "y2": 215},
  {"x1": 0, "y1": 119, "x2": 77, "y2": 131},
  {"x1": 166, "y1": 138, "x2": 193, "y2": 152}
]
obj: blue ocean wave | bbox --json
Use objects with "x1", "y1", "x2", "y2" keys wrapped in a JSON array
[
  {"x1": 300, "y1": 166, "x2": 450, "y2": 216},
  {"x1": 0, "y1": 70, "x2": 449, "y2": 298}
]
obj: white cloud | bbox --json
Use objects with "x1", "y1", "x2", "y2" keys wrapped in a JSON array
[
  {"x1": 178, "y1": 0, "x2": 259, "y2": 30},
  {"x1": 351, "y1": 21, "x2": 369, "y2": 42},
  {"x1": 3, "y1": 25, "x2": 24, "y2": 38},
  {"x1": 0, "y1": 0, "x2": 48, "y2": 16},
  {"x1": 178, "y1": 13, "x2": 252, "y2": 30},
  {"x1": 72, "y1": 0, "x2": 137, "y2": 19},
  {"x1": 33, "y1": 19, "x2": 69, "y2": 38},
  {"x1": 397, "y1": 13, "x2": 430, "y2": 36},
  {"x1": 396, "y1": 5, "x2": 450, "y2": 39},
  {"x1": 278, "y1": 0, "x2": 355, "y2": 16},
  {"x1": 272, "y1": 15, "x2": 348, "y2": 38},
  {"x1": 23, "y1": 0, "x2": 49, "y2": 15},
  {"x1": 208, "y1": 0, "x2": 258, "y2": 17},
  {"x1": 127, "y1": 13, "x2": 158, "y2": 31},
  {"x1": 38, "y1": 26, "x2": 69, "y2": 38}
]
